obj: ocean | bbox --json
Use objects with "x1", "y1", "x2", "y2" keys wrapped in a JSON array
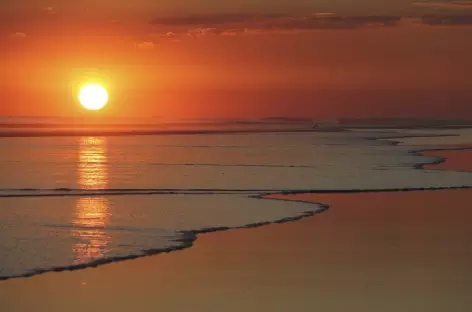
[{"x1": 1, "y1": 119, "x2": 472, "y2": 280}]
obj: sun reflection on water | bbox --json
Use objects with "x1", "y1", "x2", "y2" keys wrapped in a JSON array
[
  {"x1": 78, "y1": 137, "x2": 109, "y2": 189},
  {"x1": 72, "y1": 137, "x2": 111, "y2": 264}
]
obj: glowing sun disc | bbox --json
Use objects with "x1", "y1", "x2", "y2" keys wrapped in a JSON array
[{"x1": 78, "y1": 84, "x2": 108, "y2": 111}]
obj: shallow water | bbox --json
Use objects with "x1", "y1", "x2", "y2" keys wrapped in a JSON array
[{"x1": 1, "y1": 126, "x2": 472, "y2": 279}]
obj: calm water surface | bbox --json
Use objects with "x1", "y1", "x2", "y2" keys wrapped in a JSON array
[{"x1": 1, "y1": 129, "x2": 472, "y2": 279}]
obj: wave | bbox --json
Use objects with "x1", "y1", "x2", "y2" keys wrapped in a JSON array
[
  {"x1": 1, "y1": 185, "x2": 472, "y2": 198},
  {"x1": 149, "y1": 163, "x2": 313, "y2": 168},
  {"x1": 1, "y1": 129, "x2": 472, "y2": 281},
  {"x1": 0, "y1": 195, "x2": 327, "y2": 281}
]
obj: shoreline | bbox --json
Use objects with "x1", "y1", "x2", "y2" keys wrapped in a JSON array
[
  {"x1": 0, "y1": 133, "x2": 471, "y2": 281},
  {"x1": 0, "y1": 150, "x2": 472, "y2": 312},
  {"x1": 2, "y1": 184, "x2": 472, "y2": 199},
  {"x1": 1, "y1": 149, "x2": 472, "y2": 311}
]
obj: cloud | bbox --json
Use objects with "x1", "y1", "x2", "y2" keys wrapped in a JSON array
[
  {"x1": 187, "y1": 27, "x2": 223, "y2": 38},
  {"x1": 150, "y1": 31, "x2": 184, "y2": 43},
  {"x1": 145, "y1": 12, "x2": 472, "y2": 43},
  {"x1": 150, "y1": 13, "x2": 403, "y2": 38},
  {"x1": 421, "y1": 13, "x2": 472, "y2": 24},
  {"x1": 150, "y1": 14, "x2": 284, "y2": 26},
  {"x1": 413, "y1": 1, "x2": 472, "y2": 9},
  {"x1": 150, "y1": 13, "x2": 402, "y2": 31},
  {"x1": 46, "y1": 6, "x2": 56, "y2": 15},
  {"x1": 220, "y1": 29, "x2": 239, "y2": 36},
  {"x1": 312, "y1": 13, "x2": 338, "y2": 18},
  {"x1": 12, "y1": 32, "x2": 27, "y2": 39},
  {"x1": 134, "y1": 41, "x2": 154, "y2": 50},
  {"x1": 40, "y1": 6, "x2": 56, "y2": 15}
]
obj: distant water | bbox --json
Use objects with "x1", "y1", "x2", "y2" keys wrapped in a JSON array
[{"x1": 1, "y1": 120, "x2": 472, "y2": 280}]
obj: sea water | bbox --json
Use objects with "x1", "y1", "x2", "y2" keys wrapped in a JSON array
[{"x1": 1, "y1": 123, "x2": 472, "y2": 279}]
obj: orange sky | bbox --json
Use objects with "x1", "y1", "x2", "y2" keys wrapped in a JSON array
[{"x1": 1, "y1": 1, "x2": 472, "y2": 118}]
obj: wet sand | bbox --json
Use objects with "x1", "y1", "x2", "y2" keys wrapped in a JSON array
[
  {"x1": 1, "y1": 149, "x2": 472, "y2": 311},
  {"x1": 423, "y1": 148, "x2": 472, "y2": 171}
]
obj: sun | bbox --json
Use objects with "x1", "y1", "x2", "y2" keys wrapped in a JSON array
[{"x1": 78, "y1": 84, "x2": 108, "y2": 111}]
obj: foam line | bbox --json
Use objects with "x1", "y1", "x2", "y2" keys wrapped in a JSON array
[
  {"x1": 2, "y1": 186, "x2": 472, "y2": 198},
  {"x1": 0, "y1": 198, "x2": 327, "y2": 281}
]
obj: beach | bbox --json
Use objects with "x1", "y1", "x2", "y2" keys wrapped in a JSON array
[
  {"x1": 3, "y1": 0, "x2": 472, "y2": 308},
  {"x1": 0, "y1": 148, "x2": 471, "y2": 311},
  {"x1": 3, "y1": 0, "x2": 472, "y2": 309}
]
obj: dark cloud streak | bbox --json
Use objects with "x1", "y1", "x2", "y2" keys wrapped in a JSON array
[
  {"x1": 151, "y1": 14, "x2": 285, "y2": 26},
  {"x1": 150, "y1": 13, "x2": 403, "y2": 33},
  {"x1": 413, "y1": 1, "x2": 472, "y2": 9},
  {"x1": 421, "y1": 13, "x2": 472, "y2": 24},
  {"x1": 148, "y1": 12, "x2": 472, "y2": 41}
]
